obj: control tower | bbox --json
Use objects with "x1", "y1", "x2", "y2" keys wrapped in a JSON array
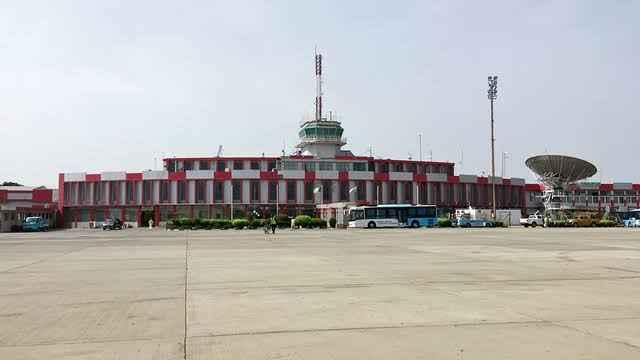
[{"x1": 296, "y1": 51, "x2": 348, "y2": 158}]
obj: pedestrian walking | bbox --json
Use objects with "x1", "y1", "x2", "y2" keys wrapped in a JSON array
[{"x1": 270, "y1": 216, "x2": 277, "y2": 234}]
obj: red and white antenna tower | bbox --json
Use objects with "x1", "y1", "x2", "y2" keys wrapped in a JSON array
[{"x1": 314, "y1": 49, "x2": 323, "y2": 121}]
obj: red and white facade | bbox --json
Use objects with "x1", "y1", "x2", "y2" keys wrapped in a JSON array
[
  {"x1": 55, "y1": 53, "x2": 639, "y2": 228},
  {"x1": 0, "y1": 186, "x2": 57, "y2": 232},
  {"x1": 59, "y1": 156, "x2": 529, "y2": 228}
]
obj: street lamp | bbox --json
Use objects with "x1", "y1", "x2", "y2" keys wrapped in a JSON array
[{"x1": 488, "y1": 75, "x2": 498, "y2": 221}]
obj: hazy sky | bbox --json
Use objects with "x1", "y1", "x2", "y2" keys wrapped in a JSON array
[{"x1": 1, "y1": 0, "x2": 638, "y2": 188}]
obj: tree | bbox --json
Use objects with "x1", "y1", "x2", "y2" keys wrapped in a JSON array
[{"x1": 1, "y1": 181, "x2": 22, "y2": 186}]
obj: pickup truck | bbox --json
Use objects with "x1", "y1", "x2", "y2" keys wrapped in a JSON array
[
  {"x1": 520, "y1": 214, "x2": 543, "y2": 228},
  {"x1": 22, "y1": 216, "x2": 49, "y2": 232}
]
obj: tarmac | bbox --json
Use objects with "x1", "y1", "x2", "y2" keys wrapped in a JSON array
[{"x1": 1, "y1": 227, "x2": 639, "y2": 359}]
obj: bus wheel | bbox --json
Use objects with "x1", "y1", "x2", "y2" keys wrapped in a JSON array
[
  {"x1": 367, "y1": 221, "x2": 376, "y2": 229},
  {"x1": 411, "y1": 220, "x2": 420, "y2": 228}
]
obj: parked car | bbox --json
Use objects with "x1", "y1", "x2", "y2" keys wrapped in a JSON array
[
  {"x1": 457, "y1": 215, "x2": 495, "y2": 228},
  {"x1": 102, "y1": 218, "x2": 123, "y2": 230},
  {"x1": 22, "y1": 216, "x2": 49, "y2": 232},
  {"x1": 520, "y1": 214, "x2": 543, "y2": 228}
]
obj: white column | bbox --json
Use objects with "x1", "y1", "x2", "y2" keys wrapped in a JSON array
[
  {"x1": 207, "y1": 180, "x2": 214, "y2": 203},
  {"x1": 171, "y1": 181, "x2": 178, "y2": 203},
  {"x1": 381, "y1": 182, "x2": 389, "y2": 204},
  {"x1": 366, "y1": 181, "x2": 374, "y2": 204},
  {"x1": 296, "y1": 180, "x2": 304, "y2": 204},
  {"x1": 349, "y1": 180, "x2": 357, "y2": 202},
  {"x1": 242, "y1": 180, "x2": 251, "y2": 204},
  {"x1": 136, "y1": 182, "x2": 143, "y2": 204},
  {"x1": 120, "y1": 181, "x2": 126, "y2": 205},
  {"x1": 331, "y1": 180, "x2": 339, "y2": 203},
  {"x1": 278, "y1": 180, "x2": 286, "y2": 203},
  {"x1": 397, "y1": 182, "x2": 404, "y2": 204},
  {"x1": 153, "y1": 181, "x2": 160, "y2": 204},
  {"x1": 260, "y1": 180, "x2": 269, "y2": 204},
  {"x1": 188, "y1": 180, "x2": 196, "y2": 204},
  {"x1": 224, "y1": 180, "x2": 232, "y2": 204},
  {"x1": 412, "y1": 182, "x2": 419, "y2": 205}
]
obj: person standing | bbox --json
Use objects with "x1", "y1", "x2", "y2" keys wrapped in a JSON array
[{"x1": 270, "y1": 216, "x2": 277, "y2": 234}]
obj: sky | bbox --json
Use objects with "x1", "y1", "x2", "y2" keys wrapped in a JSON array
[{"x1": 1, "y1": 0, "x2": 638, "y2": 188}]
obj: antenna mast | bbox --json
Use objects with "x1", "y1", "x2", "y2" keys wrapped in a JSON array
[{"x1": 315, "y1": 50, "x2": 323, "y2": 121}]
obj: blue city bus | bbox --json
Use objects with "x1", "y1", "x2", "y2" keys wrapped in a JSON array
[{"x1": 349, "y1": 204, "x2": 438, "y2": 228}]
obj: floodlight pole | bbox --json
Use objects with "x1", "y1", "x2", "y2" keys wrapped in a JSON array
[{"x1": 488, "y1": 76, "x2": 498, "y2": 221}]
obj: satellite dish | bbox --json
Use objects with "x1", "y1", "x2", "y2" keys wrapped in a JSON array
[{"x1": 525, "y1": 155, "x2": 597, "y2": 189}]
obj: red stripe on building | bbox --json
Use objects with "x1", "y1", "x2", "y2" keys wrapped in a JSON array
[
  {"x1": 477, "y1": 177, "x2": 488, "y2": 185},
  {"x1": 260, "y1": 171, "x2": 279, "y2": 180},
  {"x1": 338, "y1": 171, "x2": 349, "y2": 182},
  {"x1": 632, "y1": 184, "x2": 640, "y2": 191},
  {"x1": 0, "y1": 190, "x2": 6, "y2": 203},
  {"x1": 86, "y1": 174, "x2": 101, "y2": 182},
  {"x1": 126, "y1": 173, "x2": 143, "y2": 181},
  {"x1": 525, "y1": 183, "x2": 544, "y2": 191},
  {"x1": 334, "y1": 155, "x2": 371, "y2": 161},
  {"x1": 168, "y1": 171, "x2": 186, "y2": 181},
  {"x1": 447, "y1": 176, "x2": 460, "y2": 183},
  {"x1": 374, "y1": 173, "x2": 389, "y2": 182},
  {"x1": 502, "y1": 178, "x2": 511, "y2": 186},
  {"x1": 304, "y1": 171, "x2": 316, "y2": 181},
  {"x1": 32, "y1": 189, "x2": 53, "y2": 203},
  {"x1": 413, "y1": 174, "x2": 427, "y2": 182},
  {"x1": 599, "y1": 183, "x2": 613, "y2": 192},
  {"x1": 214, "y1": 171, "x2": 231, "y2": 180}
]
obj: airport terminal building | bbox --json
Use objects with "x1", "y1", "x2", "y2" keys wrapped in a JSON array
[
  {"x1": 58, "y1": 117, "x2": 528, "y2": 228},
  {"x1": 56, "y1": 54, "x2": 639, "y2": 228}
]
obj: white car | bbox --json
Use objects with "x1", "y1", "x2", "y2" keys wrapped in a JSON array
[{"x1": 520, "y1": 214, "x2": 543, "y2": 228}]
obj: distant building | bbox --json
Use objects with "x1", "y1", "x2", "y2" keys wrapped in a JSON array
[
  {"x1": 0, "y1": 186, "x2": 57, "y2": 232},
  {"x1": 524, "y1": 182, "x2": 640, "y2": 215}
]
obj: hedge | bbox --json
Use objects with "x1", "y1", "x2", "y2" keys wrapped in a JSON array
[
  {"x1": 294, "y1": 215, "x2": 312, "y2": 228},
  {"x1": 436, "y1": 218, "x2": 452, "y2": 227}
]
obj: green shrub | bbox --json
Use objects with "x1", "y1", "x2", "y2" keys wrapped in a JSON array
[
  {"x1": 597, "y1": 219, "x2": 616, "y2": 227},
  {"x1": 166, "y1": 220, "x2": 176, "y2": 230},
  {"x1": 294, "y1": 215, "x2": 312, "y2": 228},
  {"x1": 232, "y1": 219, "x2": 249, "y2": 230},
  {"x1": 436, "y1": 218, "x2": 452, "y2": 227},
  {"x1": 329, "y1": 218, "x2": 337, "y2": 228},
  {"x1": 310, "y1": 217, "x2": 324, "y2": 228}
]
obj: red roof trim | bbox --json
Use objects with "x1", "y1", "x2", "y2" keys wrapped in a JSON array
[
  {"x1": 32, "y1": 189, "x2": 53, "y2": 203},
  {"x1": 374, "y1": 173, "x2": 389, "y2": 182},
  {"x1": 477, "y1": 177, "x2": 488, "y2": 185},
  {"x1": 168, "y1": 171, "x2": 186, "y2": 181},
  {"x1": 126, "y1": 173, "x2": 143, "y2": 181},
  {"x1": 525, "y1": 183, "x2": 544, "y2": 191},
  {"x1": 260, "y1": 171, "x2": 279, "y2": 181},
  {"x1": 334, "y1": 155, "x2": 371, "y2": 161},
  {"x1": 214, "y1": 171, "x2": 232, "y2": 180},
  {"x1": 599, "y1": 183, "x2": 613, "y2": 192},
  {"x1": 372, "y1": 159, "x2": 453, "y2": 165},
  {"x1": 163, "y1": 156, "x2": 279, "y2": 162},
  {"x1": 447, "y1": 176, "x2": 460, "y2": 184},
  {"x1": 414, "y1": 174, "x2": 427, "y2": 182},
  {"x1": 86, "y1": 174, "x2": 101, "y2": 182},
  {"x1": 633, "y1": 184, "x2": 640, "y2": 191}
]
